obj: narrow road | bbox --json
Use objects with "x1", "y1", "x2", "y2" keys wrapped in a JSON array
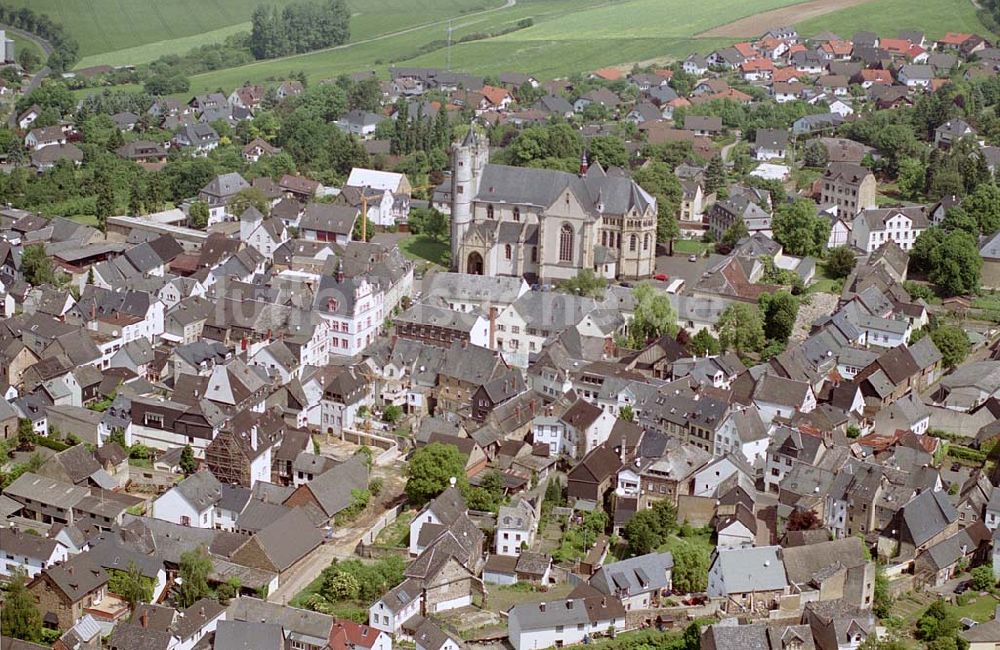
[{"x1": 4, "y1": 25, "x2": 54, "y2": 126}]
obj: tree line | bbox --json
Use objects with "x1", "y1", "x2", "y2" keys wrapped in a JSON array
[
  {"x1": 250, "y1": 0, "x2": 350, "y2": 60},
  {"x1": 0, "y1": 6, "x2": 78, "y2": 72}
]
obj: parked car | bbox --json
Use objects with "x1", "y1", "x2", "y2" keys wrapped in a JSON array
[
  {"x1": 688, "y1": 254, "x2": 698, "y2": 262},
  {"x1": 653, "y1": 273, "x2": 669, "y2": 281}
]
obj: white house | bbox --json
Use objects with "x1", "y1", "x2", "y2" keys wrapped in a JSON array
[
  {"x1": 717, "y1": 506, "x2": 757, "y2": 549},
  {"x1": 495, "y1": 499, "x2": 538, "y2": 557},
  {"x1": 691, "y1": 455, "x2": 754, "y2": 498},
  {"x1": 507, "y1": 596, "x2": 626, "y2": 650},
  {"x1": 752, "y1": 374, "x2": 817, "y2": 425},
  {"x1": 0, "y1": 528, "x2": 69, "y2": 579},
  {"x1": 409, "y1": 486, "x2": 467, "y2": 556},
  {"x1": 369, "y1": 578, "x2": 423, "y2": 637},
  {"x1": 987, "y1": 487, "x2": 1000, "y2": 531},
  {"x1": 150, "y1": 470, "x2": 222, "y2": 528},
  {"x1": 851, "y1": 206, "x2": 928, "y2": 253}
]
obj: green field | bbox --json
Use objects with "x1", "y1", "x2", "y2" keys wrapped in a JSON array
[
  {"x1": 794, "y1": 0, "x2": 985, "y2": 40},
  {"x1": 10, "y1": 34, "x2": 44, "y2": 63},
  {"x1": 4, "y1": 0, "x2": 499, "y2": 68}
]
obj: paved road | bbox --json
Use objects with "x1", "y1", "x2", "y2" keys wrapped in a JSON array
[{"x1": 4, "y1": 25, "x2": 54, "y2": 126}]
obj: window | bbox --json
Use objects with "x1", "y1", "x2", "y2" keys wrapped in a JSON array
[
  {"x1": 629, "y1": 234, "x2": 637, "y2": 251},
  {"x1": 559, "y1": 223, "x2": 573, "y2": 262},
  {"x1": 513, "y1": 206, "x2": 521, "y2": 221},
  {"x1": 643, "y1": 233, "x2": 650, "y2": 251},
  {"x1": 487, "y1": 204, "x2": 495, "y2": 219},
  {"x1": 504, "y1": 244, "x2": 512, "y2": 260}
]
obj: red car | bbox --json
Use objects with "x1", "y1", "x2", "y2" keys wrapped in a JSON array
[{"x1": 653, "y1": 273, "x2": 669, "y2": 281}]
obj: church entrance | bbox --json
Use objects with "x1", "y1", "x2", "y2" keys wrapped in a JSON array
[{"x1": 466, "y1": 252, "x2": 484, "y2": 275}]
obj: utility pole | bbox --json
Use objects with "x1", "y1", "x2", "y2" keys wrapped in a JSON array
[{"x1": 447, "y1": 20, "x2": 453, "y2": 71}]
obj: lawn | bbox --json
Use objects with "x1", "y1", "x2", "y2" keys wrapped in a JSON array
[
  {"x1": 374, "y1": 510, "x2": 415, "y2": 548},
  {"x1": 399, "y1": 235, "x2": 450, "y2": 268},
  {"x1": 10, "y1": 34, "x2": 44, "y2": 64},
  {"x1": 953, "y1": 593, "x2": 1000, "y2": 623},
  {"x1": 672, "y1": 239, "x2": 712, "y2": 255},
  {"x1": 808, "y1": 264, "x2": 841, "y2": 295},
  {"x1": 794, "y1": 0, "x2": 987, "y2": 40}
]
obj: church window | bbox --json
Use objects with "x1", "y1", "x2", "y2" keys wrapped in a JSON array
[
  {"x1": 601, "y1": 231, "x2": 607, "y2": 247},
  {"x1": 643, "y1": 234, "x2": 650, "y2": 251},
  {"x1": 513, "y1": 207, "x2": 521, "y2": 222},
  {"x1": 531, "y1": 247, "x2": 538, "y2": 263},
  {"x1": 504, "y1": 244, "x2": 512, "y2": 260},
  {"x1": 559, "y1": 224, "x2": 573, "y2": 262},
  {"x1": 629, "y1": 234, "x2": 637, "y2": 251},
  {"x1": 487, "y1": 204, "x2": 494, "y2": 219}
]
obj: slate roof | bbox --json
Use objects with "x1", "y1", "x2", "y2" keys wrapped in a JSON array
[
  {"x1": 712, "y1": 546, "x2": 787, "y2": 594},
  {"x1": 174, "y1": 470, "x2": 223, "y2": 510},
  {"x1": 902, "y1": 489, "x2": 957, "y2": 547},
  {"x1": 590, "y1": 552, "x2": 674, "y2": 597},
  {"x1": 293, "y1": 454, "x2": 369, "y2": 517}
]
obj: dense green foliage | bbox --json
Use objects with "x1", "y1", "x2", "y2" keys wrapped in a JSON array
[
  {"x1": 405, "y1": 442, "x2": 467, "y2": 506},
  {"x1": 251, "y1": 0, "x2": 351, "y2": 60}
]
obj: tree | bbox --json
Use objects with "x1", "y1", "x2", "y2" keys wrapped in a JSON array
[
  {"x1": 464, "y1": 470, "x2": 505, "y2": 512},
  {"x1": 720, "y1": 220, "x2": 748, "y2": 250},
  {"x1": 1, "y1": 570, "x2": 42, "y2": 642},
  {"x1": 17, "y1": 48, "x2": 40, "y2": 74},
  {"x1": 587, "y1": 135, "x2": 629, "y2": 169},
  {"x1": 408, "y1": 208, "x2": 448, "y2": 242},
  {"x1": 705, "y1": 155, "x2": 726, "y2": 194},
  {"x1": 216, "y1": 577, "x2": 241, "y2": 605},
  {"x1": 324, "y1": 571, "x2": 360, "y2": 601},
  {"x1": 110, "y1": 561, "x2": 153, "y2": 610},
  {"x1": 801, "y1": 139, "x2": 828, "y2": 168},
  {"x1": 961, "y1": 182, "x2": 1000, "y2": 234},
  {"x1": 94, "y1": 169, "x2": 116, "y2": 231},
  {"x1": 931, "y1": 325, "x2": 970, "y2": 369},
  {"x1": 633, "y1": 161, "x2": 683, "y2": 249},
  {"x1": 917, "y1": 600, "x2": 961, "y2": 643},
  {"x1": 619, "y1": 405, "x2": 634, "y2": 422},
  {"x1": 690, "y1": 329, "x2": 720, "y2": 356},
  {"x1": 405, "y1": 442, "x2": 467, "y2": 506},
  {"x1": 772, "y1": 198, "x2": 829, "y2": 257},
  {"x1": 786, "y1": 509, "x2": 822, "y2": 531},
  {"x1": 627, "y1": 282, "x2": 679, "y2": 347},
  {"x1": 21, "y1": 243, "x2": 54, "y2": 286},
  {"x1": 927, "y1": 229, "x2": 982, "y2": 296},
  {"x1": 670, "y1": 538, "x2": 710, "y2": 593},
  {"x1": 716, "y1": 303, "x2": 765, "y2": 355},
  {"x1": 824, "y1": 246, "x2": 856, "y2": 279},
  {"x1": 971, "y1": 564, "x2": 995, "y2": 591},
  {"x1": 189, "y1": 201, "x2": 209, "y2": 229},
  {"x1": 179, "y1": 445, "x2": 197, "y2": 476},
  {"x1": 623, "y1": 500, "x2": 676, "y2": 556},
  {"x1": 896, "y1": 157, "x2": 926, "y2": 200},
  {"x1": 107, "y1": 427, "x2": 127, "y2": 449},
  {"x1": 558, "y1": 269, "x2": 607, "y2": 298},
  {"x1": 383, "y1": 404, "x2": 403, "y2": 424},
  {"x1": 759, "y1": 291, "x2": 799, "y2": 343},
  {"x1": 229, "y1": 187, "x2": 270, "y2": 218},
  {"x1": 873, "y1": 564, "x2": 893, "y2": 619},
  {"x1": 177, "y1": 545, "x2": 212, "y2": 608}
]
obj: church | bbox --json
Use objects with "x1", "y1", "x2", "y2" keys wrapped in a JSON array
[{"x1": 450, "y1": 129, "x2": 658, "y2": 282}]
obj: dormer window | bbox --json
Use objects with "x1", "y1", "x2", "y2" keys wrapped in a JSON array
[{"x1": 487, "y1": 204, "x2": 495, "y2": 219}]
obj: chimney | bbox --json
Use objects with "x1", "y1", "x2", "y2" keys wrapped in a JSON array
[
  {"x1": 251, "y1": 424, "x2": 258, "y2": 451},
  {"x1": 539, "y1": 602, "x2": 546, "y2": 612},
  {"x1": 336, "y1": 260, "x2": 345, "y2": 283},
  {"x1": 566, "y1": 600, "x2": 574, "y2": 610},
  {"x1": 489, "y1": 306, "x2": 497, "y2": 349},
  {"x1": 579, "y1": 150, "x2": 589, "y2": 176},
  {"x1": 91, "y1": 303, "x2": 96, "y2": 320}
]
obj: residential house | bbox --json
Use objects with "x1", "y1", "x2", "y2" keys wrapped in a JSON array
[
  {"x1": 507, "y1": 591, "x2": 626, "y2": 650},
  {"x1": 821, "y1": 163, "x2": 876, "y2": 217},
  {"x1": 851, "y1": 206, "x2": 928, "y2": 253},
  {"x1": 589, "y1": 552, "x2": 673, "y2": 610},
  {"x1": 707, "y1": 546, "x2": 788, "y2": 613}
]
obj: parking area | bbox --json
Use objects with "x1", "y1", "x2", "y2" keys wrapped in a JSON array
[{"x1": 653, "y1": 250, "x2": 712, "y2": 291}]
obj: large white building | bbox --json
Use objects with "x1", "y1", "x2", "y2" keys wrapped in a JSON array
[{"x1": 851, "y1": 206, "x2": 928, "y2": 253}]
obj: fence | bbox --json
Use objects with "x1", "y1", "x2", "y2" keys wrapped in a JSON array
[
  {"x1": 341, "y1": 428, "x2": 399, "y2": 465},
  {"x1": 358, "y1": 502, "x2": 404, "y2": 546}
]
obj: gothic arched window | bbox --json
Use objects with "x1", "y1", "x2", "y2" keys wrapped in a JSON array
[
  {"x1": 643, "y1": 233, "x2": 650, "y2": 251},
  {"x1": 629, "y1": 234, "x2": 637, "y2": 251},
  {"x1": 504, "y1": 244, "x2": 512, "y2": 260},
  {"x1": 559, "y1": 223, "x2": 573, "y2": 262}
]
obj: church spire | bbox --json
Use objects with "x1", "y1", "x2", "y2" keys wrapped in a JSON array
[{"x1": 579, "y1": 149, "x2": 589, "y2": 176}]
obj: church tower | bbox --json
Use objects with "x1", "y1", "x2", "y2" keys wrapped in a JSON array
[{"x1": 450, "y1": 125, "x2": 488, "y2": 270}]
